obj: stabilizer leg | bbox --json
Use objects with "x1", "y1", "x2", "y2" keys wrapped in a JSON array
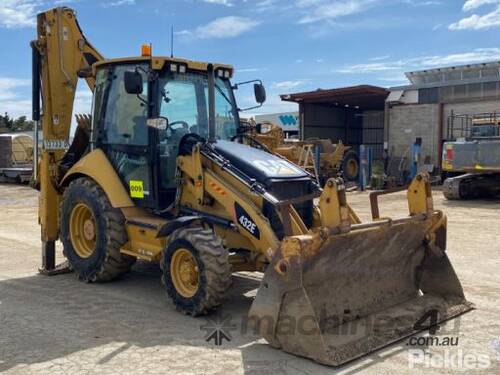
[{"x1": 39, "y1": 240, "x2": 71, "y2": 276}]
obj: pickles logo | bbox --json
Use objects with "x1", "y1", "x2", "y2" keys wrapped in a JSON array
[{"x1": 235, "y1": 202, "x2": 260, "y2": 239}]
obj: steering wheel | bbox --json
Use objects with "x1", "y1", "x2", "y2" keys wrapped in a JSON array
[{"x1": 169, "y1": 121, "x2": 189, "y2": 133}]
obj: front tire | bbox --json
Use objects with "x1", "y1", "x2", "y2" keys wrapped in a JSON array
[
  {"x1": 60, "y1": 177, "x2": 135, "y2": 282},
  {"x1": 161, "y1": 227, "x2": 232, "y2": 316},
  {"x1": 342, "y1": 150, "x2": 360, "y2": 182}
]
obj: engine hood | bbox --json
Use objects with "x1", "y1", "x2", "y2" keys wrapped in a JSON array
[{"x1": 213, "y1": 140, "x2": 310, "y2": 186}]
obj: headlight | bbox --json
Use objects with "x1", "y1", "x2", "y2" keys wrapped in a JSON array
[{"x1": 258, "y1": 122, "x2": 273, "y2": 134}]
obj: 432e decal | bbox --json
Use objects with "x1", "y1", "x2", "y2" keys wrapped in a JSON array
[{"x1": 234, "y1": 202, "x2": 260, "y2": 240}]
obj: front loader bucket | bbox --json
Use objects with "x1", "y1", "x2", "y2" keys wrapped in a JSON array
[{"x1": 248, "y1": 214, "x2": 473, "y2": 366}]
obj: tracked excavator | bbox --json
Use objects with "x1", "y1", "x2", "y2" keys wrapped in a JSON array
[
  {"x1": 442, "y1": 113, "x2": 500, "y2": 200},
  {"x1": 32, "y1": 7, "x2": 472, "y2": 366}
]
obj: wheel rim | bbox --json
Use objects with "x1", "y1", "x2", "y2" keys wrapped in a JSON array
[
  {"x1": 170, "y1": 248, "x2": 199, "y2": 298},
  {"x1": 346, "y1": 159, "x2": 359, "y2": 179},
  {"x1": 69, "y1": 202, "x2": 97, "y2": 259}
]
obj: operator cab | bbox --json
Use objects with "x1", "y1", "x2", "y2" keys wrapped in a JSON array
[{"x1": 91, "y1": 57, "x2": 266, "y2": 209}]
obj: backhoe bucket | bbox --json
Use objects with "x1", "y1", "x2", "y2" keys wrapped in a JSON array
[{"x1": 249, "y1": 197, "x2": 473, "y2": 366}]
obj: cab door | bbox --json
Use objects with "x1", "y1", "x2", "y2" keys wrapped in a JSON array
[
  {"x1": 93, "y1": 64, "x2": 156, "y2": 208},
  {"x1": 155, "y1": 73, "x2": 208, "y2": 207}
]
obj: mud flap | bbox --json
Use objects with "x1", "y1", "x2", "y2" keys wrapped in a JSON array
[{"x1": 248, "y1": 218, "x2": 474, "y2": 366}]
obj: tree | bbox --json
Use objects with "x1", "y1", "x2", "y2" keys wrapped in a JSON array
[{"x1": 0, "y1": 113, "x2": 34, "y2": 133}]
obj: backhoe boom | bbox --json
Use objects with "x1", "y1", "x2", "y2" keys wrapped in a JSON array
[{"x1": 31, "y1": 7, "x2": 103, "y2": 271}]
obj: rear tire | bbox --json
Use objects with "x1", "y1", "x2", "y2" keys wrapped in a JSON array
[
  {"x1": 161, "y1": 227, "x2": 232, "y2": 316},
  {"x1": 60, "y1": 177, "x2": 135, "y2": 282},
  {"x1": 342, "y1": 150, "x2": 359, "y2": 182}
]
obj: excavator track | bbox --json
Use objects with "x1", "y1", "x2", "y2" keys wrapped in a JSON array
[
  {"x1": 443, "y1": 174, "x2": 465, "y2": 200},
  {"x1": 444, "y1": 173, "x2": 500, "y2": 200}
]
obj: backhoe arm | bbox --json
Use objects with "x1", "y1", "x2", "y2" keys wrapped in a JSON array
[{"x1": 31, "y1": 7, "x2": 103, "y2": 270}]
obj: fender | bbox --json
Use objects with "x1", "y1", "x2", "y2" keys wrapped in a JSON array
[{"x1": 59, "y1": 149, "x2": 134, "y2": 208}]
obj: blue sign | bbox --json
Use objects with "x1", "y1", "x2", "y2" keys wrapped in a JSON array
[{"x1": 279, "y1": 115, "x2": 298, "y2": 127}]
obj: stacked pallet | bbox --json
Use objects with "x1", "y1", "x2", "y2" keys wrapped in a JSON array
[{"x1": 0, "y1": 136, "x2": 13, "y2": 168}]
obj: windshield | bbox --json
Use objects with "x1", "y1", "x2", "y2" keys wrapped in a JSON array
[{"x1": 158, "y1": 71, "x2": 238, "y2": 141}]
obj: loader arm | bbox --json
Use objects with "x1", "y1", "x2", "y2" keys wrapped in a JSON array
[
  {"x1": 176, "y1": 142, "x2": 316, "y2": 261},
  {"x1": 32, "y1": 7, "x2": 104, "y2": 271}
]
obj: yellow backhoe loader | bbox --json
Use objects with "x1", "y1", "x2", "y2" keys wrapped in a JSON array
[{"x1": 32, "y1": 7, "x2": 472, "y2": 367}]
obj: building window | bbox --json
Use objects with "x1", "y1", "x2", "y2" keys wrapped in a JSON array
[{"x1": 419, "y1": 88, "x2": 439, "y2": 103}]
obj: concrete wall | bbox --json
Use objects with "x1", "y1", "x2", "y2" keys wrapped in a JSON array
[
  {"x1": 387, "y1": 103, "x2": 440, "y2": 165},
  {"x1": 387, "y1": 99, "x2": 500, "y2": 169}
]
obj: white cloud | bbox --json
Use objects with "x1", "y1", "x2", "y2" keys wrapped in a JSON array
[
  {"x1": 295, "y1": 0, "x2": 441, "y2": 25},
  {"x1": 0, "y1": 77, "x2": 31, "y2": 118},
  {"x1": 0, "y1": 0, "x2": 41, "y2": 28},
  {"x1": 201, "y1": 0, "x2": 233, "y2": 6},
  {"x1": 241, "y1": 92, "x2": 298, "y2": 117},
  {"x1": 255, "y1": 0, "x2": 277, "y2": 11},
  {"x1": 403, "y1": 0, "x2": 442, "y2": 6},
  {"x1": 0, "y1": 78, "x2": 30, "y2": 101},
  {"x1": 1, "y1": 99, "x2": 32, "y2": 119},
  {"x1": 369, "y1": 55, "x2": 390, "y2": 61},
  {"x1": 423, "y1": 48, "x2": 500, "y2": 65},
  {"x1": 273, "y1": 80, "x2": 308, "y2": 90},
  {"x1": 73, "y1": 90, "x2": 93, "y2": 114},
  {"x1": 297, "y1": 0, "x2": 378, "y2": 24},
  {"x1": 53, "y1": 0, "x2": 80, "y2": 4},
  {"x1": 336, "y1": 62, "x2": 404, "y2": 73},
  {"x1": 70, "y1": 89, "x2": 93, "y2": 132},
  {"x1": 463, "y1": 0, "x2": 500, "y2": 11},
  {"x1": 179, "y1": 16, "x2": 260, "y2": 39},
  {"x1": 237, "y1": 68, "x2": 261, "y2": 72},
  {"x1": 103, "y1": 0, "x2": 135, "y2": 7},
  {"x1": 449, "y1": 5, "x2": 500, "y2": 30},
  {"x1": 336, "y1": 48, "x2": 500, "y2": 74},
  {"x1": 0, "y1": 77, "x2": 93, "y2": 129},
  {"x1": 0, "y1": 78, "x2": 30, "y2": 91},
  {"x1": 0, "y1": 1, "x2": 131, "y2": 28}
]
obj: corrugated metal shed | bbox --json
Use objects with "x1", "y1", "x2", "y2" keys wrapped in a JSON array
[
  {"x1": 280, "y1": 85, "x2": 388, "y2": 159},
  {"x1": 280, "y1": 85, "x2": 389, "y2": 110}
]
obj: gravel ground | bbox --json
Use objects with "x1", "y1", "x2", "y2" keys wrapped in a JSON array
[{"x1": 0, "y1": 183, "x2": 499, "y2": 374}]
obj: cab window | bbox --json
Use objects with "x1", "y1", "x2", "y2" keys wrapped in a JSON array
[{"x1": 102, "y1": 65, "x2": 149, "y2": 146}]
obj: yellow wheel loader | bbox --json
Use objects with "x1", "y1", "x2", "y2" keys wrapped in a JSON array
[
  {"x1": 238, "y1": 120, "x2": 360, "y2": 183},
  {"x1": 32, "y1": 7, "x2": 472, "y2": 366}
]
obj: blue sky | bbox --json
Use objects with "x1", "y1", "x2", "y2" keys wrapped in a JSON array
[{"x1": 1, "y1": 0, "x2": 500, "y2": 119}]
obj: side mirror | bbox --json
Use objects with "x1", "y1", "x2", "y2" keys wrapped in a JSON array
[
  {"x1": 254, "y1": 83, "x2": 266, "y2": 104},
  {"x1": 124, "y1": 71, "x2": 143, "y2": 94}
]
